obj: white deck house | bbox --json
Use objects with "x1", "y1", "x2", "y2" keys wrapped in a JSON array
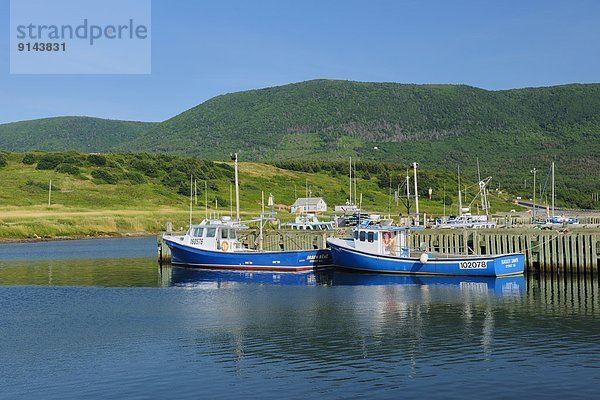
[{"x1": 290, "y1": 197, "x2": 327, "y2": 214}]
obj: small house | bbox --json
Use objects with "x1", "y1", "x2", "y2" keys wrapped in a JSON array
[{"x1": 290, "y1": 197, "x2": 327, "y2": 214}]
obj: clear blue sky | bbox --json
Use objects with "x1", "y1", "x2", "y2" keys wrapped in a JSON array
[{"x1": 1, "y1": 0, "x2": 599, "y2": 124}]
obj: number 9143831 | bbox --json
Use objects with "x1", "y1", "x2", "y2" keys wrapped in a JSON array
[{"x1": 18, "y1": 42, "x2": 66, "y2": 51}]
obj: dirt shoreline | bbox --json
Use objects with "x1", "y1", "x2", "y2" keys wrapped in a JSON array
[{"x1": 0, "y1": 232, "x2": 156, "y2": 244}]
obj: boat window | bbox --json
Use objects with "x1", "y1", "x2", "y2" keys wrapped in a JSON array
[
  {"x1": 221, "y1": 228, "x2": 228, "y2": 239},
  {"x1": 367, "y1": 232, "x2": 374, "y2": 242},
  {"x1": 193, "y1": 227, "x2": 204, "y2": 237},
  {"x1": 206, "y1": 228, "x2": 216, "y2": 238},
  {"x1": 359, "y1": 231, "x2": 366, "y2": 242},
  {"x1": 353, "y1": 231, "x2": 358, "y2": 239},
  {"x1": 229, "y1": 229, "x2": 236, "y2": 239}
]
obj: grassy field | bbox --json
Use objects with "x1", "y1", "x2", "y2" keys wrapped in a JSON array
[{"x1": 0, "y1": 152, "x2": 517, "y2": 239}]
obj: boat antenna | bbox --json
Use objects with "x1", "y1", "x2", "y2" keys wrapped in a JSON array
[
  {"x1": 230, "y1": 183, "x2": 233, "y2": 217},
  {"x1": 231, "y1": 153, "x2": 240, "y2": 221}
]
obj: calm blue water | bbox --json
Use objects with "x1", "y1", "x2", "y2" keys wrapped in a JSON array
[{"x1": 1, "y1": 238, "x2": 599, "y2": 399}]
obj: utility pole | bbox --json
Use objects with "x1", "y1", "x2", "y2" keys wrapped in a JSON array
[{"x1": 48, "y1": 179, "x2": 52, "y2": 206}]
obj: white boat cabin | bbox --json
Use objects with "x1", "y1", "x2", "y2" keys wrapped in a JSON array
[
  {"x1": 171, "y1": 217, "x2": 246, "y2": 252},
  {"x1": 352, "y1": 225, "x2": 418, "y2": 257}
]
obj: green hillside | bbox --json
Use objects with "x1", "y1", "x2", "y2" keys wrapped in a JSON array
[
  {"x1": 0, "y1": 116, "x2": 157, "y2": 152},
  {"x1": 1, "y1": 80, "x2": 599, "y2": 208},
  {"x1": 0, "y1": 151, "x2": 515, "y2": 239}
]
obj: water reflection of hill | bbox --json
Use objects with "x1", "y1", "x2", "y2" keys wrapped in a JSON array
[{"x1": 0, "y1": 258, "x2": 161, "y2": 287}]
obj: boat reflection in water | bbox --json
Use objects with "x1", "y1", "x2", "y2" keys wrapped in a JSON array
[
  {"x1": 169, "y1": 266, "x2": 525, "y2": 296},
  {"x1": 170, "y1": 266, "x2": 318, "y2": 287},
  {"x1": 316, "y1": 268, "x2": 526, "y2": 296}
]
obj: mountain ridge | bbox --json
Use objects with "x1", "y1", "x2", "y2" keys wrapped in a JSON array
[{"x1": 1, "y1": 80, "x2": 598, "y2": 208}]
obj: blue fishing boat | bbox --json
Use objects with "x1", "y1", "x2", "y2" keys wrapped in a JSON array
[
  {"x1": 327, "y1": 221, "x2": 524, "y2": 277},
  {"x1": 163, "y1": 217, "x2": 332, "y2": 272}
]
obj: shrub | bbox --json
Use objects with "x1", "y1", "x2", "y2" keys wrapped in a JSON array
[
  {"x1": 22, "y1": 153, "x2": 37, "y2": 165},
  {"x1": 36, "y1": 154, "x2": 65, "y2": 170},
  {"x1": 91, "y1": 169, "x2": 119, "y2": 184},
  {"x1": 123, "y1": 171, "x2": 146, "y2": 184},
  {"x1": 130, "y1": 159, "x2": 159, "y2": 177},
  {"x1": 87, "y1": 154, "x2": 107, "y2": 166},
  {"x1": 56, "y1": 163, "x2": 81, "y2": 175},
  {"x1": 161, "y1": 170, "x2": 187, "y2": 189},
  {"x1": 0, "y1": 154, "x2": 7, "y2": 168}
]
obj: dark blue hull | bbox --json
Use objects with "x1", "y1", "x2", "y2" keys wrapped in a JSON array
[
  {"x1": 328, "y1": 238, "x2": 524, "y2": 277},
  {"x1": 164, "y1": 237, "x2": 332, "y2": 272}
]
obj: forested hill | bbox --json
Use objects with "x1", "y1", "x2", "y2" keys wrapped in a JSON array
[
  {"x1": 122, "y1": 80, "x2": 600, "y2": 159},
  {"x1": 0, "y1": 116, "x2": 157, "y2": 152},
  {"x1": 1, "y1": 80, "x2": 599, "y2": 208}
]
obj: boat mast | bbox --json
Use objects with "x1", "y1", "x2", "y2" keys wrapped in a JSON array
[
  {"x1": 552, "y1": 162, "x2": 555, "y2": 219},
  {"x1": 189, "y1": 174, "x2": 193, "y2": 227},
  {"x1": 443, "y1": 183, "x2": 446, "y2": 218},
  {"x1": 411, "y1": 162, "x2": 419, "y2": 224},
  {"x1": 231, "y1": 153, "x2": 240, "y2": 221},
  {"x1": 531, "y1": 167, "x2": 537, "y2": 223},
  {"x1": 354, "y1": 159, "x2": 357, "y2": 208},
  {"x1": 204, "y1": 181, "x2": 208, "y2": 219},
  {"x1": 477, "y1": 158, "x2": 490, "y2": 219},
  {"x1": 457, "y1": 165, "x2": 463, "y2": 216},
  {"x1": 349, "y1": 156, "x2": 352, "y2": 206}
]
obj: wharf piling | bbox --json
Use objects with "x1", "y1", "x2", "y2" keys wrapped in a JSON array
[{"x1": 158, "y1": 227, "x2": 600, "y2": 274}]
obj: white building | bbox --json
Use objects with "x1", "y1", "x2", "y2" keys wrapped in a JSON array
[{"x1": 290, "y1": 197, "x2": 327, "y2": 214}]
